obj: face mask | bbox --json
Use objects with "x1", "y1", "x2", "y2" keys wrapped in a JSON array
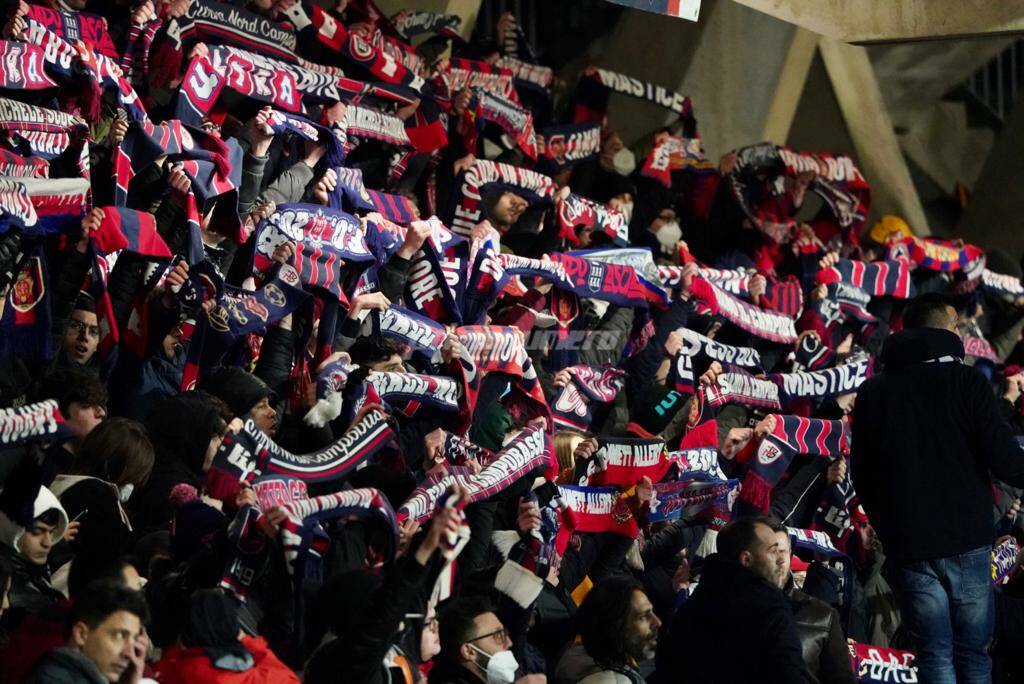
[
  {"x1": 587, "y1": 297, "x2": 610, "y2": 320},
  {"x1": 118, "y1": 484, "x2": 134, "y2": 503},
  {"x1": 612, "y1": 147, "x2": 636, "y2": 176},
  {"x1": 618, "y1": 201, "x2": 634, "y2": 223},
  {"x1": 469, "y1": 644, "x2": 519, "y2": 684},
  {"x1": 656, "y1": 220, "x2": 682, "y2": 249}
]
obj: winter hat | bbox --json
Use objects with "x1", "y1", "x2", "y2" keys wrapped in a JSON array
[
  {"x1": 169, "y1": 484, "x2": 228, "y2": 561},
  {"x1": 868, "y1": 215, "x2": 913, "y2": 245},
  {"x1": 416, "y1": 37, "x2": 452, "y2": 66},
  {"x1": 182, "y1": 589, "x2": 253, "y2": 669},
  {"x1": 199, "y1": 367, "x2": 274, "y2": 419},
  {"x1": 145, "y1": 393, "x2": 226, "y2": 476},
  {"x1": 0, "y1": 484, "x2": 67, "y2": 552}
]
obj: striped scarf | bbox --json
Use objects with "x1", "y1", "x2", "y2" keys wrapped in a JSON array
[
  {"x1": 449, "y1": 158, "x2": 556, "y2": 237},
  {"x1": 584, "y1": 437, "x2": 668, "y2": 488},
  {"x1": 551, "y1": 365, "x2": 626, "y2": 431},
  {"x1": 397, "y1": 425, "x2": 550, "y2": 523},
  {"x1": 462, "y1": 87, "x2": 537, "y2": 159},
  {"x1": 535, "y1": 123, "x2": 601, "y2": 173},
  {"x1": 819, "y1": 258, "x2": 915, "y2": 299},
  {"x1": 672, "y1": 328, "x2": 762, "y2": 394},
  {"x1": 0, "y1": 400, "x2": 72, "y2": 446},
  {"x1": 448, "y1": 57, "x2": 518, "y2": 103},
  {"x1": 640, "y1": 135, "x2": 713, "y2": 187},
  {"x1": 741, "y1": 415, "x2": 849, "y2": 514},
  {"x1": 690, "y1": 276, "x2": 798, "y2": 344},
  {"x1": 166, "y1": 0, "x2": 299, "y2": 63},
  {"x1": 556, "y1": 194, "x2": 629, "y2": 246}
]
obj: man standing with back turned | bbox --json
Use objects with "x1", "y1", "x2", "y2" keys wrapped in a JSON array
[{"x1": 852, "y1": 293, "x2": 1024, "y2": 684}]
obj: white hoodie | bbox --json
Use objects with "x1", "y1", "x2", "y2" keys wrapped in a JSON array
[{"x1": 0, "y1": 485, "x2": 68, "y2": 554}]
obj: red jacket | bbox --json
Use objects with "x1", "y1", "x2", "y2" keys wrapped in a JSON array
[{"x1": 155, "y1": 636, "x2": 299, "y2": 684}]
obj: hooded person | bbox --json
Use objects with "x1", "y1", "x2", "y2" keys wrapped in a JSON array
[
  {"x1": 155, "y1": 589, "x2": 299, "y2": 684},
  {"x1": 0, "y1": 485, "x2": 68, "y2": 619},
  {"x1": 200, "y1": 366, "x2": 278, "y2": 438},
  {"x1": 130, "y1": 393, "x2": 228, "y2": 534}
]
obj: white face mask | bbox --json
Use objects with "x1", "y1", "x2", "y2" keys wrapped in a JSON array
[
  {"x1": 618, "y1": 201, "x2": 634, "y2": 223},
  {"x1": 655, "y1": 220, "x2": 682, "y2": 249},
  {"x1": 118, "y1": 484, "x2": 134, "y2": 503},
  {"x1": 612, "y1": 147, "x2": 636, "y2": 176},
  {"x1": 587, "y1": 297, "x2": 610, "y2": 320},
  {"x1": 469, "y1": 644, "x2": 519, "y2": 684}
]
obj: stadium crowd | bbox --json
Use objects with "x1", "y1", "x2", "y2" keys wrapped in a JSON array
[{"x1": 1, "y1": 0, "x2": 1024, "y2": 682}]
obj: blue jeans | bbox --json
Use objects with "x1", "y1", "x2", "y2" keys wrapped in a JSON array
[{"x1": 892, "y1": 546, "x2": 994, "y2": 684}]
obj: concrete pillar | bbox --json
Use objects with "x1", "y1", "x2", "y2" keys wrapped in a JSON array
[
  {"x1": 818, "y1": 37, "x2": 930, "y2": 234},
  {"x1": 761, "y1": 27, "x2": 818, "y2": 143},
  {"x1": 729, "y1": 0, "x2": 1024, "y2": 42},
  {"x1": 958, "y1": 102, "x2": 1024, "y2": 260}
]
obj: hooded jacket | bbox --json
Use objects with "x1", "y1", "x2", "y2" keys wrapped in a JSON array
[
  {"x1": 851, "y1": 327, "x2": 1024, "y2": 561},
  {"x1": 0, "y1": 486, "x2": 68, "y2": 616}
]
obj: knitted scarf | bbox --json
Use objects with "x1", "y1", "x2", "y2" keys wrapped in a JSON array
[
  {"x1": 535, "y1": 123, "x2": 601, "y2": 174},
  {"x1": 553, "y1": 484, "x2": 638, "y2": 553},
  {"x1": 403, "y1": 217, "x2": 467, "y2": 323},
  {"x1": 496, "y1": 56, "x2": 554, "y2": 94},
  {"x1": 690, "y1": 276, "x2": 798, "y2": 344},
  {"x1": 449, "y1": 159, "x2": 556, "y2": 237},
  {"x1": 339, "y1": 32, "x2": 425, "y2": 92},
  {"x1": 770, "y1": 358, "x2": 871, "y2": 400},
  {"x1": 993, "y1": 537, "x2": 1019, "y2": 586},
  {"x1": 0, "y1": 97, "x2": 87, "y2": 162},
  {"x1": 342, "y1": 104, "x2": 413, "y2": 150},
  {"x1": 0, "y1": 240, "x2": 53, "y2": 362},
  {"x1": 981, "y1": 268, "x2": 1024, "y2": 301},
  {"x1": 702, "y1": 373, "x2": 782, "y2": 411},
  {"x1": 91, "y1": 207, "x2": 172, "y2": 259},
  {"x1": 502, "y1": 252, "x2": 664, "y2": 309},
  {"x1": 369, "y1": 305, "x2": 448, "y2": 359},
  {"x1": 672, "y1": 328, "x2": 762, "y2": 394},
  {"x1": 365, "y1": 372, "x2": 461, "y2": 414},
  {"x1": 0, "y1": 400, "x2": 72, "y2": 446},
  {"x1": 574, "y1": 67, "x2": 693, "y2": 122},
  {"x1": 455, "y1": 325, "x2": 550, "y2": 426},
  {"x1": 648, "y1": 479, "x2": 736, "y2": 524},
  {"x1": 25, "y1": 4, "x2": 118, "y2": 59},
  {"x1": 392, "y1": 11, "x2": 461, "y2": 39},
  {"x1": 397, "y1": 425, "x2": 550, "y2": 523},
  {"x1": 730, "y1": 143, "x2": 870, "y2": 244},
  {"x1": 207, "y1": 409, "x2": 395, "y2": 493},
  {"x1": 176, "y1": 46, "x2": 344, "y2": 123},
  {"x1": 818, "y1": 258, "x2": 915, "y2": 299},
  {"x1": 658, "y1": 265, "x2": 747, "y2": 297},
  {"x1": 252, "y1": 203, "x2": 375, "y2": 301},
  {"x1": 166, "y1": 0, "x2": 299, "y2": 63},
  {"x1": 556, "y1": 194, "x2": 629, "y2": 246},
  {"x1": 0, "y1": 177, "x2": 90, "y2": 235},
  {"x1": 889, "y1": 236, "x2": 985, "y2": 274},
  {"x1": 849, "y1": 644, "x2": 918, "y2": 683},
  {"x1": 0, "y1": 43, "x2": 57, "y2": 91},
  {"x1": 551, "y1": 365, "x2": 626, "y2": 431},
  {"x1": 585, "y1": 437, "x2": 668, "y2": 488},
  {"x1": 331, "y1": 168, "x2": 418, "y2": 224},
  {"x1": 665, "y1": 420, "x2": 728, "y2": 482},
  {"x1": 0, "y1": 149, "x2": 48, "y2": 178},
  {"x1": 462, "y1": 87, "x2": 537, "y2": 160},
  {"x1": 303, "y1": 356, "x2": 358, "y2": 427},
  {"x1": 640, "y1": 135, "x2": 713, "y2": 188},
  {"x1": 793, "y1": 333, "x2": 836, "y2": 372},
  {"x1": 740, "y1": 415, "x2": 850, "y2": 514},
  {"x1": 181, "y1": 265, "x2": 309, "y2": 389},
  {"x1": 265, "y1": 110, "x2": 346, "y2": 168},
  {"x1": 447, "y1": 58, "x2": 518, "y2": 103}
]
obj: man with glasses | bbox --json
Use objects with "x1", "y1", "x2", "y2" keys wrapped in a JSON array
[
  {"x1": 61, "y1": 295, "x2": 101, "y2": 367},
  {"x1": 435, "y1": 594, "x2": 544, "y2": 684}
]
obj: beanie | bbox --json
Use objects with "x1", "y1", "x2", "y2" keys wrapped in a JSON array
[{"x1": 200, "y1": 367, "x2": 274, "y2": 419}]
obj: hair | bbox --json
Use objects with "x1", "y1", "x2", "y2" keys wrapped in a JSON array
[
  {"x1": 552, "y1": 430, "x2": 587, "y2": 473},
  {"x1": 903, "y1": 292, "x2": 954, "y2": 330},
  {"x1": 31, "y1": 367, "x2": 108, "y2": 415},
  {"x1": 69, "y1": 580, "x2": 149, "y2": 632},
  {"x1": 716, "y1": 516, "x2": 778, "y2": 562},
  {"x1": 437, "y1": 594, "x2": 493, "y2": 664},
  {"x1": 35, "y1": 508, "x2": 62, "y2": 528},
  {"x1": 68, "y1": 555, "x2": 136, "y2": 601},
  {"x1": 348, "y1": 337, "x2": 405, "y2": 367},
  {"x1": 72, "y1": 292, "x2": 96, "y2": 314},
  {"x1": 71, "y1": 417, "x2": 155, "y2": 489},
  {"x1": 576, "y1": 575, "x2": 643, "y2": 668}
]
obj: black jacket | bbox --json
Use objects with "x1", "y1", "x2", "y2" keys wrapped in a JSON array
[
  {"x1": 22, "y1": 647, "x2": 108, "y2": 684},
  {"x1": 851, "y1": 328, "x2": 1024, "y2": 560},
  {"x1": 785, "y1": 582, "x2": 856, "y2": 684},
  {"x1": 657, "y1": 554, "x2": 806, "y2": 683}
]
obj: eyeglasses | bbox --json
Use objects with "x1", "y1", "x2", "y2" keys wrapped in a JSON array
[
  {"x1": 68, "y1": 319, "x2": 100, "y2": 338},
  {"x1": 466, "y1": 627, "x2": 510, "y2": 645}
]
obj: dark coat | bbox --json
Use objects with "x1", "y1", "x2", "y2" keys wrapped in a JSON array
[
  {"x1": 22, "y1": 647, "x2": 108, "y2": 684},
  {"x1": 657, "y1": 554, "x2": 806, "y2": 684},
  {"x1": 851, "y1": 327, "x2": 1024, "y2": 561},
  {"x1": 785, "y1": 583, "x2": 856, "y2": 684}
]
